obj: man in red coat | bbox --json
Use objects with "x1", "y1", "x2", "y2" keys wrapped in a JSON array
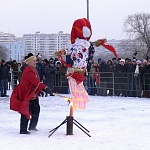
[{"x1": 10, "y1": 53, "x2": 52, "y2": 134}]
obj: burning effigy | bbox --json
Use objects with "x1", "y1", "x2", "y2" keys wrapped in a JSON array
[{"x1": 55, "y1": 18, "x2": 118, "y2": 116}]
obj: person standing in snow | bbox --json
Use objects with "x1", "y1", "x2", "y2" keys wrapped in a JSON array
[
  {"x1": 10, "y1": 53, "x2": 53, "y2": 134},
  {"x1": 0, "y1": 59, "x2": 10, "y2": 97},
  {"x1": 44, "y1": 61, "x2": 57, "y2": 96}
]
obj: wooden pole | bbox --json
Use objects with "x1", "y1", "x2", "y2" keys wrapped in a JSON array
[
  {"x1": 66, "y1": 116, "x2": 73, "y2": 135},
  {"x1": 69, "y1": 105, "x2": 74, "y2": 117},
  {"x1": 67, "y1": 103, "x2": 74, "y2": 135}
]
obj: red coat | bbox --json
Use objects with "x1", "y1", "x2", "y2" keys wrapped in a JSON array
[
  {"x1": 10, "y1": 66, "x2": 46, "y2": 119},
  {"x1": 93, "y1": 72, "x2": 100, "y2": 85}
]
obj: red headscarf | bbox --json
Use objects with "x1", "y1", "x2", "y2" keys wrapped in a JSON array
[{"x1": 71, "y1": 18, "x2": 92, "y2": 44}]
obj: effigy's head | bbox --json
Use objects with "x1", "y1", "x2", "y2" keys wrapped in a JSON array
[{"x1": 71, "y1": 18, "x2": 92, "y2": 44}]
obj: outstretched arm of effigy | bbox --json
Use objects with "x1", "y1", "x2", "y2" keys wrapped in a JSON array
[
  {"x1": 54, "y1": 49, "x2": 66, "y2": 56},
  {"x1": 92, "y1": 39, "x2": 107, "y2": 47},
  {"x1": 92, "y1": 38, "x2": 119, "y2": 58},
  {"x1": 54, "y1": 49, "x2": 71, "y2": 68}
]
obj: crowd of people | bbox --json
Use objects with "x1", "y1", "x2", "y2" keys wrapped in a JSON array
[
  {"x1": 0, "y1": 59, "x2": 20, "y2": 97},
  {"x1": 0, "y1": 57, "x2": 66, "y2": 97},
  {"x1": 86, "y1": 57, "x2": 150, "y2": 98},
  {"x1": 0, "y1": 56, "x2": 150, "y2": 98}
]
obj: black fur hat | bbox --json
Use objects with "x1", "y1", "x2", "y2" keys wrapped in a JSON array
[{"x1": 24, "y1": 53, "x2": 36, "y2": 64}]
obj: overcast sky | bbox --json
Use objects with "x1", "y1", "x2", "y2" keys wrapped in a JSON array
[{"x1": 0, "y1": 0, "x2": 149, "y2": 40}]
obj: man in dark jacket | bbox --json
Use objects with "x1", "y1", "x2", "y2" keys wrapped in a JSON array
[
  {"x1": 36, "y1": 58, "x2": 44, "y2": 82},
  {"x1": 0, "y1": 59, "x2": 10, "y2": 97},
  {"x1": 127, "y1": 59, "x2": 137, "y2": 97},
  {"x1": 36, "y1": 58, "x2": 45, "y2": 97},
  {"x1": 11, "y1": 60, "x2": 19, "y2": 89},
  {"x1": 44, "y1": 61, "x2": 57, "y2": 96}
]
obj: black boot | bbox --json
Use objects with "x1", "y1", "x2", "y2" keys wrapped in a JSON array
[
  {"x1": 20, "y1": 115, "x2": 30, "y2": 134},
  {"x1": 20, "y1": 131, "x2": 31, "y2": 134},
  {"x1": 28, "y1": 98, "x2": 40, "y2": 131},
  {"x1": 28, "y1": 115, "x2": 39, "y2": 131}
]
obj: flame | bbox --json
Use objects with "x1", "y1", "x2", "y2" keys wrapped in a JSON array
[
  {"x1": 64, "y1": 97, "x2": 72, "y2": 101},
  {"x1": 69, "y1": 101, "x2": 73, "y2": 107}
]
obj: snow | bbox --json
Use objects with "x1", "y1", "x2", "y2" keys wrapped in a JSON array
[{"x1": 1, "y1": 90, "x2": 150, "y2": 150}]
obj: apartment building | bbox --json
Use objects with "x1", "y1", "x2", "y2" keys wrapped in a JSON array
[
  {"x1": 4, "y1": 38, "x2": 24, "y2": 62},
  {"x1": 0, "y1": 32, "x2": 24, "y2": 61},
  {"x1": 0, "y1": 32, "x2": 16, "y2": 44},
  {"x1": 23, "y1": 31, "x2": 70, "y2": 59}
]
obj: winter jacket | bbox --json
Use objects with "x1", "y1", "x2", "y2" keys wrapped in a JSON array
[
  {"x1": 44, "y1": 65, "x2": 57, "y2": 78},
  {"x1": 0, "y1": 64, "x2": 10, "y2": 79},
  {"x1": 11, "y1": 62, "x2": 18, "y2": 76},
  {"x1": 10, "y1": 66, "x2": 46, "y2": 119},
  {"x1": 36, "y1": 62, "x2": 44, "y2": 81}
]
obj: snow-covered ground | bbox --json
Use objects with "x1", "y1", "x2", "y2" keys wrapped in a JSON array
[{"x1": 0, "y1": 90, "x2": 150, "y2": 150}]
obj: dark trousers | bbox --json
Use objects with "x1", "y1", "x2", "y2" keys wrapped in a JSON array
[
  {"x1": 13, "y1": 74, "x2": 18, "y2": 88},
  {"x1": 0, "y1": 79, "x2": 8, "y2": 96},
  {"x1": 20, "y1": 98, "x2": 40, "y2": 132},
  {"x1": 45, "y1": 77, "x2": 55, "y2": 92}
]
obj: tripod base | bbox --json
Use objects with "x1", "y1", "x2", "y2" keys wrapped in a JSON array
[{"x1": 48, "y1": 116, "x2": 91, "y2": 137}]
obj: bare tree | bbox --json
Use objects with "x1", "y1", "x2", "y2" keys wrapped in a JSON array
[
  {"x1": 0, "y1": 45, "x2": 9, "y2": 60},
  {"x1": 118, "y1": 39, "x2": 146, "y2": 59},
  {"x1": 124, "y1": 13, "x2": 150, "y2": 59}
]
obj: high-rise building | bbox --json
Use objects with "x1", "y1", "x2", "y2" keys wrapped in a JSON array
[
  {"x1": 4, "y1": 38, "x2": 24, "y2": 62},
  {"x1": 0, "y1": 32, "x2": 16, "y2": 44},
  {"x1": 0, "y1": 32, "x2": 24, "y2": 62},
  {"x1": 23, "y1": 31, "x2": 70, "y2": 59}
]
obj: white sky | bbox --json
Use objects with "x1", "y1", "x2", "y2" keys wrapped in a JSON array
[
  {"x1": 1, "y1": 90, "x2": 150, "y2": 149},
  {"x1": 0, "y1": 0, "x2": 149, "y2": 40}
]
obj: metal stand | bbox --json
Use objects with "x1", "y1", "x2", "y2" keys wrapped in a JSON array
[{"x1": 48, "y1": 116, "x2": 91, "y2": 137}]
